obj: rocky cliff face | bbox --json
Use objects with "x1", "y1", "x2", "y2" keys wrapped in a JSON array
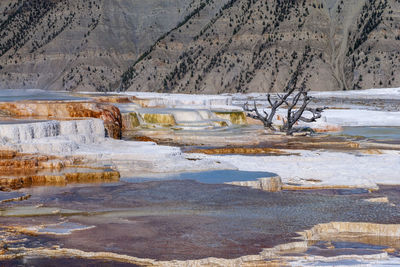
[{"x1": 0, "y1": 0, "x2": 400, "y2": 93}]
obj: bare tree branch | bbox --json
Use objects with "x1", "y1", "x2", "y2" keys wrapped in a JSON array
[
  {"x1": 242, "y1": 45, "x2": 326, "y2": 135},
  {"x1": 299, "y1": 106, "x2": 328, "y2": 123},
  {"x1": 243, "y1": 100, "x2": 276, "y2": 131}
]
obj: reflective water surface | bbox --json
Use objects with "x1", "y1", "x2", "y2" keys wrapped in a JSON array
[
  {"x1": 335, "y1": 126, "x2": 400, "y2": 141},
  {"x1": 0, "y1": 89, "x2": 87, "y2": 102},
  {"x1": 122, "y1": 170, "x2": 277, "y2": 184}
]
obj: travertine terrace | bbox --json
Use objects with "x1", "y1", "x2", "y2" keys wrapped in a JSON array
[{"x1": 0, "y1": 89, "x2": 400, "y2": 266}]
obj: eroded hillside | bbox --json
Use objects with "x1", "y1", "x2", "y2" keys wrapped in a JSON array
[{"x1": 0, "y1": 0, "x2": 400, "y2": 92}]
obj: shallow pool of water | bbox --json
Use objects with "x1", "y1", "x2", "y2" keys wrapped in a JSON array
[
  {"x1": 122, "y1": 170, "x2": 276, "y2": 184},
  {"x1": 334, "y1": 126, "x2": 400, "y2": 141},
  {"x1": 0, "y1": 89, "x2": 87, "y2": 102},
  {"x1": 38, "y1": 222, "x2": 93, "y2": 235}
]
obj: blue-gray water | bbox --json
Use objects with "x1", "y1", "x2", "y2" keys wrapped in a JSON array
[
  {"x1": 123, "y1": 170, "x2": 276, "y2": 184},
  {"x1": 0, "y1": 89, "x2": 87, "y2": 102},
  {"x1": 335, "y1": 126, "x2": 400, "y2": 141}
]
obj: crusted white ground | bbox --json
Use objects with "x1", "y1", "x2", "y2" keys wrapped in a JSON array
[
  {"x1": 0, "y1": 119, "x2": 233, "y2": 175},
  {"x1": 232, "y1": 87, "x2": 400, "y2": 127},
  {"x1": 231, "y1": 87, "x2": 400, "y2": 100},
  {"x1": 310, "y1": 87, "x2": 400, "y2": 100},
  {"x1": 2, "y1": 88, "x2": 400, "y2": 186},
  {"x1": 192, "y1": 149, "x2": 400, "y2": 188}
]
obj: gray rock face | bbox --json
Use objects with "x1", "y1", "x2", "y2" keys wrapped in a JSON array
[
  {"x1": 0, "y1": 0, "x2": 202, "y2": 91},
  {"x1": 1, "y1": 0, "x2": 400, "y2": 93}
]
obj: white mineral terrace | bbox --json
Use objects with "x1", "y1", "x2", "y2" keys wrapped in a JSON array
[
  {"x1": 272, "y1": 108, "x2": 400, "y2": 127},
  {"x1": 231, "y1": 87, "x2": 400, "y2": 100},
  {"x1": 0, "y1": 119, "x2": 232, "y2": 175},
  {"x1": 192, "y1": 149, "x2": 400, "y2": 189},
  {"x1": 1, "y1": 89, "x2": 400, "y2": 187},
  {"x1": 309, "y1": 87, "x2": 400, "y2": 100}
]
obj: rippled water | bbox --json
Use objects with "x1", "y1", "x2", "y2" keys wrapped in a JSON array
[
  {"x1": 335, "y1": 126, "x2": 400, "y2": 141},
  {"x1": 122, "y1": 170, "x2": 276, "y2": 184}
]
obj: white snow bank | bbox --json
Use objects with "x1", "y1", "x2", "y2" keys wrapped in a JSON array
[{"x1": 195, "y1": 150, "x2": 400, "y2": 188}]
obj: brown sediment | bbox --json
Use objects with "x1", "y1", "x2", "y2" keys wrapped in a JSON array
[
  {"x1": 0, "y1": 194, "x2": 31, "y2": 203},
  {"x1": 0, "y1": 101, "x2": 122, "y2": 138},
  {"x1": 131, "y1": 136, "x2": 158, "y2": 143},
  {"x1": 0, "y1": 150, "x2": 17, "y2": 159},
  {"x1": 313, "y1": 125, "x2": 343, "y2": 133},
  {"x1": 0, "y1": 150, "x2": 71, "y2": 173},
  {"x1": 301, "y1": 178, "x2": 323, "y2": 183},
  {"x1": 185, "y1": 139, "x2": 378, "y2": 155},
  {"x1": 361, "y1": 149, "x2": 383, "y2": 154},
  {"x1": 142, "y1": 130, "x2": 366, "y2": 151},
  {"x1": 246, "y1": 117, "x2": 264, "y2": 125},
  {"x1": 0, "y1": 171, "x2": 120, "y2": 190},
  {"x1": 0, "y1": 149, "x2": 120, "y2": 190},
  {"x1": 92, "y1": 96, "x2": 133, "y2": 104},
  {"x1": 130, "y1": 97, "x2": 164, "y2": 108},
  {"x1": 187, "y1": 147, "x2": 297, "y2": 156},
  {"x1": 278, "y1": 140, "x2": 360, "y2": 149}
]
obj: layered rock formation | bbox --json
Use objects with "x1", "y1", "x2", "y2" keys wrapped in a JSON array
[
  {"x1": 227, "y1": 176, "x2": 283, "y2": 192},
  {"x1": 0, "y1": 149, "x2": 119, "y2": 190},
  {"x1": 0, "y1": 119, "x2": 231, "y2": 177},
  {"x1": 1, "y1": 0, "x2": 399, "y2": 93},
  {"x1": 0, "y1": 101, "x2": 122, "y2": 138}
]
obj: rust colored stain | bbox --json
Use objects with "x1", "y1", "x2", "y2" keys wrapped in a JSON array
[
  {"x1": 0, "y1": 101, "x2": 122, "y2": 139},
  {"x1": 0, "y1": 150, "x2": 120, "y2": 191},
  {"x1": 131, "y1": 136, "x2": 158, "y2": 143},
  {"x1": 187, "y1": 147, "x2": 296, "y2": 155},
  {"x1": 92, "y1": 96, "x2": 133, "y2": 103}
]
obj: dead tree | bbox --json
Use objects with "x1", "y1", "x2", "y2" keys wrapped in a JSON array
[
  {"x1": 243, "y1": 46, "x2": 327, "y2": 135},
  {"x1": 243, "y1": 98, "x2": 278, "y2": 131},
  {"x1": 281, "y1": 80, "x2": 327, "y2": 134}
]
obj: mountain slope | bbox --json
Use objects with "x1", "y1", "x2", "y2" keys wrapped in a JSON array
[
  {"x1": 1, "y1": 0, "x2": 400, "y2": 93},
  {"x1": 0, "y1": 0, "x2": 207, "y2": 91}
]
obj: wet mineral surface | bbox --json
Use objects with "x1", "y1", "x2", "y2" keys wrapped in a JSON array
[
  {"x1": 1, "y1": 91, "x2": 400, "y2": 265},
  {"x1": 1, "y1": 181, "x2": 400, "y2": 264}
]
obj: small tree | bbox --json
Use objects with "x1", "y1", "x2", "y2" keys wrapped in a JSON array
[
  {"x1": 243, "y1": 46, "x2": 327, "y2": 135},
  {"x1": 243, "y1": 86, "x2": 326, "y2": 135}
]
